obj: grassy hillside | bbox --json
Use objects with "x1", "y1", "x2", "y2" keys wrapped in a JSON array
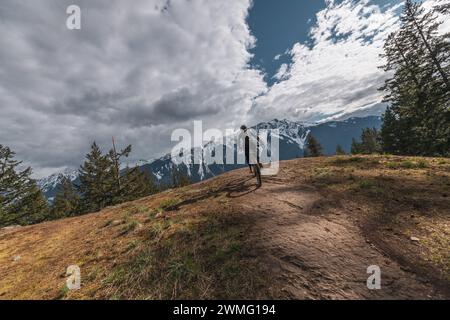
[{"x1": 0, "y1": 155, "x2": 449, "y2": 299}]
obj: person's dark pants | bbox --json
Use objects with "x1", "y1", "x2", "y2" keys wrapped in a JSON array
[{"x1": 245, "y1": 154, "x2": 252, "y2": 172}]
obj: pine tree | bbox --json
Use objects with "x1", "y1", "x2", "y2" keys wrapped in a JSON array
[
  {"x1": 380, "y1": 0, "x2": 449, "y2": 156},
  {"x1": 78, "y1": 142, "x2": 159, "y2": 214},
  {"x1": 119, "y1": 167, "x2": 158, "y2": 202},
  {"x1": 350, "y1": 138, "x2": 360, "y2": 155},
  {"x1": 304, "y1": 134, "x2": 323, "y2": 157},
  {"x1": 435, "y1": 2, "x2": 450, "y2": 14},
  {"x1": 51, "y1": 178, "x2": 81, "y2": 219},
  {"x1": 403, "y1": 0, "x2": 449, "y2": 90},
  {"x1": 0, "y1": 144, "x2": 50, "y2": 227},
  {"x1": 361, "y1": 128, "x2": 382, "y2": 154},
  {"x1": 78, "y1": 142, "x2": 116, "y2": 213},
  {"x1": 108, "y1": 140, "x2": 132, "y2": 197},
  {"x1": 14, "y1": 185, "x2": 50, "y2": 225},
  {"x1": 380, "y1": 107, "x2": 399, "y2": 154},
  {"x1": 351, "y1": 128, "x2": 381, "y2": 155},
  {"x1": 171, "y1": 167, "x2": 191, "y2": 188},
  {"x1": 107, "y1": 143, "x2": 158, "y2": 205},
  {"x1": 335, "y1": 145, "x2": 346, "y2": 155},
  {"x1": 0, "y1": 203, "x2": 5, "y2": 222}
]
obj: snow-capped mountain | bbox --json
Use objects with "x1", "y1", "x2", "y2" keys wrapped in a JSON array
[
  {"x1": 37, "y1": 168, "x2": 79, "y2": 201},
  {"x1": 255, "y1": 118, "x2": 311, "y2": 150},
  {"x1": 38, "y1": 116, "x2": 382, "y2": 200}
]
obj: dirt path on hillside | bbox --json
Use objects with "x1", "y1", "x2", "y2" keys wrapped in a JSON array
[
  {"x1": 226, "y1": 171, "x2": 444, "y2": 299},
  {"x1": 1, "y1": 157, "x2": 448, "y2": 300}
]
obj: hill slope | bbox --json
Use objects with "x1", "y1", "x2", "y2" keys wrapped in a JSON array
[{"x1": 1, "y1": 155, "x2": 449, "y2": 299}]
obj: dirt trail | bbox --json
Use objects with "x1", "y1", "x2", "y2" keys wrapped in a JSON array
[
  {"x1": 226, "y1": 170, "x2": 443, "y2": 299},
  {"x1": 1, "y1": 157, "x2": 448, "y2": 299}
]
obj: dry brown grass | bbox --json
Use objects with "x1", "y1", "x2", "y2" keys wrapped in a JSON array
[
  {"x1": 0, "y1": 155, "x2": 448, "y2": 299},
  {"x1": 0, "y1": 177, "x2": 268, "y2": 300}
]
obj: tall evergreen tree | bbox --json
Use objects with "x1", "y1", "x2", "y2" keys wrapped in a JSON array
[
  {"x1": 435, "y1": 2, "x2": 450, "y2": 14},
  {"x1": 171, "y1": 167, "x2": 191, "y2": 188},
  {"x1": 78, "y1": 142, "x2": 158, "y2": 214},
  {"x1": 0, "y1": 203, "x2": 5, "y2": 222},
  {"x1": 0, "y1": 144, "x2": 49, "y2": 227},
  {"x1": 51, "y1": 177, "x2": 81, "y2": 219},
  {"x1": 351, "y1": 128, "x2": 382, "y2": 155},
  {"x1": 403, "y1": 0, "x2": 449, "y2": 89},
  {"x1": 380, "y1": 107, "x2": 400, "y2": 154},
  {"x1": 304, "y1": 134, "x2": 323, "y2": 157},
  {"x1": 119, "y1": 167, "x2": 158, "y2": 202},
  {"x1": 350, "y1": 138, "x2": 360, "y2": 155},
  {"x1": 78, "y1": 142, "x2": 116, "y2": 213},
  {"x1": 15, "y1": 185, "x2": 50, "y2": 225},
  {"x1": 108, "y1": 140, "x2": 132, "y2": 197},
  {"x1": 380, "y1": 0, "x2": 449, "y2": 156}
]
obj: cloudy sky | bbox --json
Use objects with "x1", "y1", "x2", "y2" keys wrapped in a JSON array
[{"x1": 0, "y1": 0, "x2": 447, "y2": 177}]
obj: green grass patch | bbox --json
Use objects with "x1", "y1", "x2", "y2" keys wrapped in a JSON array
[
  {"x1": 159, "y1": 198, "x2": 181, "y2": 211},
  {"x1": 400, "y1": 161, "x2": 415, "y2": 169},
  {"x1": 127, "y1": 239, "x2": 141, "y2": 251},
  {"x1": 146, "y1": 198, "x2": 182, "y2": 218},
  {"x1": 358, "y1": 180, "x2": 375, "y2": 189},
  {"x1": 103, "y1": 267, "x2": 127, "y2": 286},
  {"x1": 332, "y1": 156, "x2": 365, "y2": 164},
  {"x1": 122, "y1": 212, "x2": 131, "y2": 223},
  {"x1": 386, "y1": 162, "x2": 400, "y2": 169},
  {"x1": 120, "y1": 221, "x2": 139, "y2": 235},
  {"x1": 125, "y1": 205, "x2": 151, "y2": 215},
  {"x1": 416, "y1": 160, "x2": 429, "y2": 168},
  {"x1": 310, "y1": 168, "x2": 331, "y2": 182},
  {"x1": 386, "y1": 160, "x2": 429, "y2": 169},
  {"x1": 332, "y1": 156, "x2": 379, "y2": 167},
  {"x1": 353, "y1": 179, "x2": 384, "y2": 194},
  {"x1": 56, "y1": 284, "x2": 70, "y2": 300}
]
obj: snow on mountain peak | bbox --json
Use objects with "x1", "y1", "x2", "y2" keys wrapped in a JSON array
[
  {"x1": 255, "y1": 118, "x2": 314, "y2": 130},
  {"x1": 254, "y1": 119, "x2": 310, "y2": 149},
  {"x1": 37, "y1": 116, "x2": 383, "y2": 200},
  {"x1": 37, "y1": 169, "x2": 78, "y2": 193}
]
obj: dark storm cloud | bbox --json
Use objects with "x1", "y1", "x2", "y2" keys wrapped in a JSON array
[
  {"x1": 51, "y1": 86, "x2": 229, "y2": 128},
  {"x1": 0, "y1": 0, "x2": 264, "y2": 177}
]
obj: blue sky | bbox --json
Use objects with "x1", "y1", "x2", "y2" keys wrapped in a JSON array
[
  {"x1": 248, "y1": 0, "x2": 401, "y2": 85},
  {"x1": 248, "y1": 0, "x2": 326, "y2": 85}
]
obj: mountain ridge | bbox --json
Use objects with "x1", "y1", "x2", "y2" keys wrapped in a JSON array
[{"x1": 38, "y1": 116, "x2": 382, "y2": 200}]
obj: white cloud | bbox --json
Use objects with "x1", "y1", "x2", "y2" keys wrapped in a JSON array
[
  {"x1": 273, "y1": 63, "x2": 290, "y2": 81},
  {"x1": 252, "y1": 0, "x2": 450, "y2": 124},
  {"x1": 251, "y1": 0, "x2": 404, "y2": 124},
  {"x1": 0, "y1": 0, "x2": 266, "y2": 177}
]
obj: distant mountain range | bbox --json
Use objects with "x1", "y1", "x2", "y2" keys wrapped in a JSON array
[{"x1": 38, "y1": 116, "x2": 382, "y2": 201}]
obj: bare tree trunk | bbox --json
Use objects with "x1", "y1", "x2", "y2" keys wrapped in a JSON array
[
  {"x1": 112, "y1": 136, "x2": 121, "y2": 192},
  {"x1": 407, "y1": 7, "x2": 449, "y2": 89}
]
